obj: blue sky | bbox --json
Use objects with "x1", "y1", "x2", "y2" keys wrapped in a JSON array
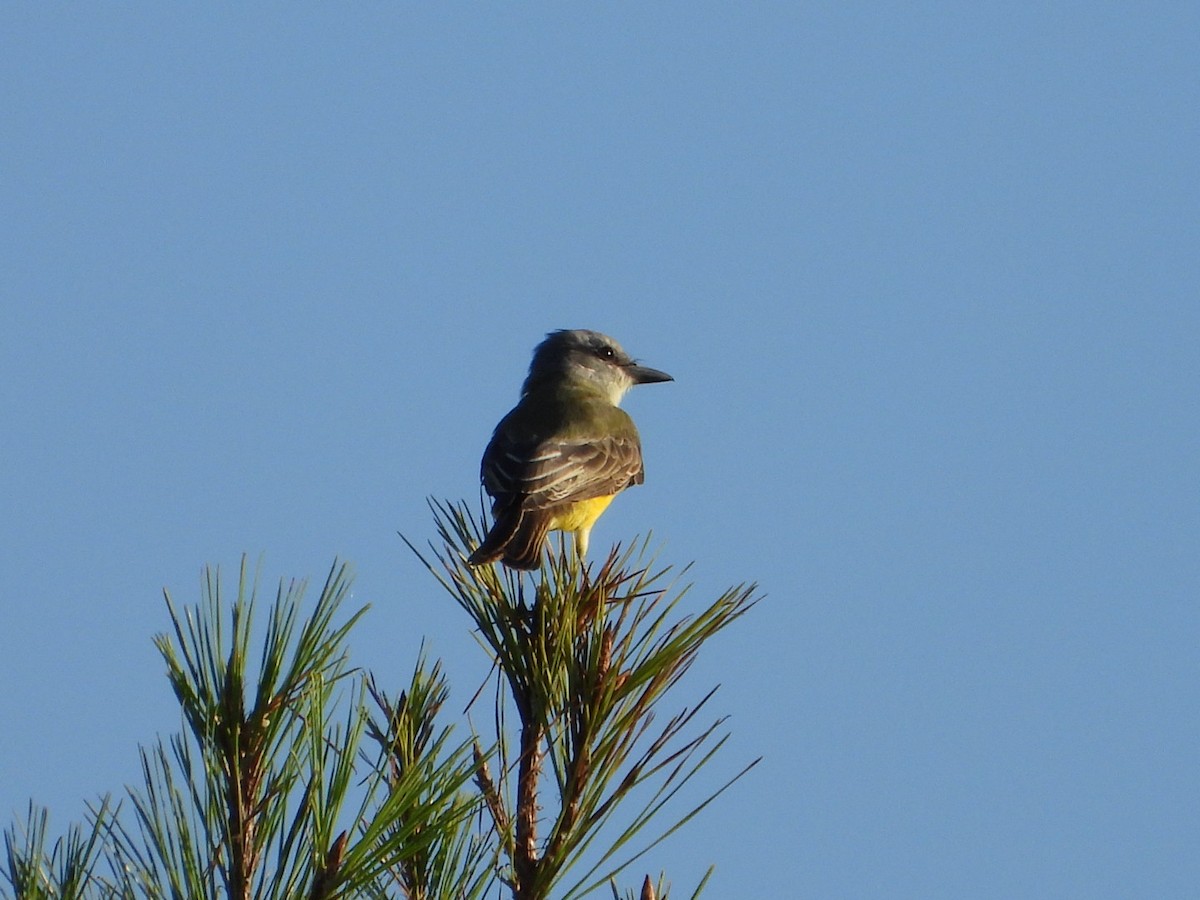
[{"x1": 1, "y1": 4, "x2": 1196, "y2": 897}]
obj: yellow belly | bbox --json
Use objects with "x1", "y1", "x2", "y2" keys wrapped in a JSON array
[{"x1": 548, "y1": 495, "x2": 616, "y2": 533}]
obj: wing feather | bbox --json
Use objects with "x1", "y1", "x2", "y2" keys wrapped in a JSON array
[{"x1": 481, "y1": 422, "x2": 644, "y2": 511}]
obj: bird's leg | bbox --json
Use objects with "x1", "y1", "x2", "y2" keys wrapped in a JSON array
[{"x1": 573, "y1": 527, "x2": 591, "y2": 590}]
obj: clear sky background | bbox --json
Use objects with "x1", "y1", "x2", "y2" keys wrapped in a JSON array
[{"x1": 1, "y1": 5, "x2": 1196, "y2": 898}]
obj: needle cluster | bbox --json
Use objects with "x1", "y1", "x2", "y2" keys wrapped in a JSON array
[{"x1": 3, "y1": 506, "x2": 758, "y2": 900}]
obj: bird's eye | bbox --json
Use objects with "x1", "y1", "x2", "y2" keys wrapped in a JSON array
[{"x1": 597, "y1": 345, "x2": 616, "y2": 360}]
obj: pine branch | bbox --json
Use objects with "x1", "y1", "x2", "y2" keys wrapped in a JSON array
[{"x1": 408, "y1": 500, "x2": 761, "y2": 900}]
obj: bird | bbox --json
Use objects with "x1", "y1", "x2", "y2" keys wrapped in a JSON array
[{"x1": 467, "y1": 329, "x2": 673, "y2": 570}]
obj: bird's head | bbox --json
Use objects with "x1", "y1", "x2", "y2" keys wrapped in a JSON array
[{"x1": 523, "y1": 329, "x2": 673, "y2": 405}]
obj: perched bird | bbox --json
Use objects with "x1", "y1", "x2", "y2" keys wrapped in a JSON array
[{"x1": 468, "y1": 329, "x2": 673, "y2": 570}]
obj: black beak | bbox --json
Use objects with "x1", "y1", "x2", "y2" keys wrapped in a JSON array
[{"x1": 627, "y1": 363, "x2": 673, "y2": 385}]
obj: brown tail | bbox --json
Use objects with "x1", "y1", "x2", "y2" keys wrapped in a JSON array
[
  {"x1": 467, "y1": 505, "x2": 550, "y2": 571},
  {"x1": 467, "y1": 505, "x2": 522, "y2": 566},
  {"x1": 500, "y1": 514, "x2": 551, "y2": 570}
]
